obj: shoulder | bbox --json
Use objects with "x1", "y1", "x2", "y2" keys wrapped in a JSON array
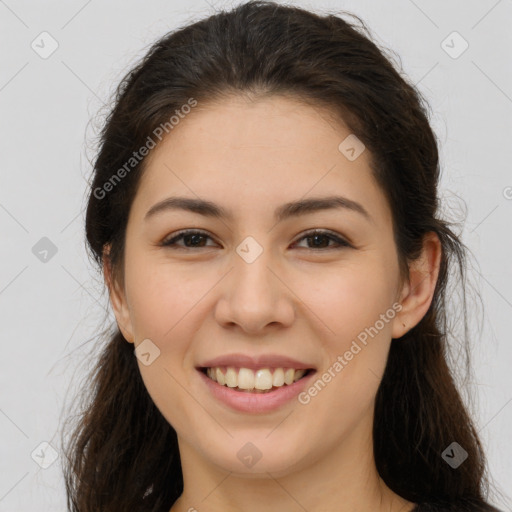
[{"x1": 412, "y1": 500, "x2": 504, "y2": 512}]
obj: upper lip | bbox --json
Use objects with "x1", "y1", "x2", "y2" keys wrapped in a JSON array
[{"x1": 198, "y1": 353, "x2": 316, "y2": 371}]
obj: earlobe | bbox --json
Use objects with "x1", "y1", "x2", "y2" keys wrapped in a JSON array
[
  {"x1": 102, "y1": 245, "x2": 135, "y2": 344},
  {"x1": 392, "y1": 232, "x2": 442, "y2": 339}
]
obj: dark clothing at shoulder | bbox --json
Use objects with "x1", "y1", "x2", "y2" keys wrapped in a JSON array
[{"x1": 412, "y1": 500, "x2": 504, "y2": 512}]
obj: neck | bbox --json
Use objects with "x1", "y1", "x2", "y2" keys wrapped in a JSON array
[{"x1": 169, "y1": 416, "x2": 414, "y2": 512}]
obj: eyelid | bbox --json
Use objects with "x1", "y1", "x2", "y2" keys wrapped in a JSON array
[
  {"x1": 161, "y1": 228, "x2": 217, "y2": 247},
  {"x1": 161, "y1": 228, "x2": 352, "y2": 249},
  {"x1": 292, "y1": 229, "x2": 352, "y2": 249}
]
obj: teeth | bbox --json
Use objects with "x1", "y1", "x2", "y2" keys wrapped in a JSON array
[
  {"x1": 272, "y1": 368, "x2": 285, "y2": 387},
  {"x1": 255, "y1": 369, "x2": 273, "y2": 390},
  {"x1": 215, "y1": 367, "x2": 225, "y2": 386},
  {"x1": 225, "y1": 367, "x2": 237, "y2": 388},
  {"x1": 238, "y1": 368, "x2": 255, "y2": 390},
  {"x1": 205, "y1": 366, "x2": 308, "y2": 391},
  {"x1": 284, "y1": 368, "x2": 295, "y2": 385}
]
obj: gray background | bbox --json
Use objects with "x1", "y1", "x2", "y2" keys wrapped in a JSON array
[{"x1": 0, "y1": 0, "x2": 511, "y2": 510}]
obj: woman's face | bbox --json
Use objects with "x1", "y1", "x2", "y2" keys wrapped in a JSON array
[{"x1": 109, "y1": 95, "x2": 410, "y2": 477}]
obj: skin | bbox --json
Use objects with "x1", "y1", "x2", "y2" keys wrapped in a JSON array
[{"x1": 105, "y1": 94, "x2": 441, "y2": 512}]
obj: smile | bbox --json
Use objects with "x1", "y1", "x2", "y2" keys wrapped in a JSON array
[
  {"x1": 197, "y1": 365, "x2": 317, "y2": 413},
  {"x1": 202, "y1": 366, "x2": 312, "y2": 393}
]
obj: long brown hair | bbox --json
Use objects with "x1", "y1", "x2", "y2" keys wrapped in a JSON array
[{"x1": 61, "y1": 2, "x2": 505, "y2": 510}]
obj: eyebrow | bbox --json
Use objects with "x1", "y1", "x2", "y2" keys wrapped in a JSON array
[{"x1": 144, "y1": 195, "x2": 372, "y2": 224}]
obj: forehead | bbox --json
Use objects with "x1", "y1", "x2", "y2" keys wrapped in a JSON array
[{"x1": 131, "y1": 95, "x2": 390, "y2": 226}]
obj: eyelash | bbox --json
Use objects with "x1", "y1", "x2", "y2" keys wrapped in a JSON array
[{"x1": 160, "y1": 229, "x2": 352, "y2": 251}]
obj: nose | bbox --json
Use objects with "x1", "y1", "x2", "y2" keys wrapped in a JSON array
[{"x1": 214, "y1": 247, "x2": 295, "y2": 334}]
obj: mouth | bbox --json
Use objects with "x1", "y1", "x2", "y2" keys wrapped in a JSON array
[{"x1": 198, "y1": 366, "x2": 315, "y2": 394}]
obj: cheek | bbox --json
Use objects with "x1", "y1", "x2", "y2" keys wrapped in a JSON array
[
  {"x1": 124, "y1": 258, "x2": 207, "y2": 427},
  {"x1": 124, "y1": 254, "x2": 211, "y2": 342},
  {"x1": 293, "y1": 260, "x2": 398, "y2": 344},
  {"x1": 296, "y1": 269, "x2": 395, "y2": 433},
  {"x1": 294, "y1": 259, "x2": 398, "y2": 413}
]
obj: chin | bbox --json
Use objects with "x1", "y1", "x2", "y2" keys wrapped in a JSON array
[{"x1": 199, "y1": 437, "x2": 311, "y2": 477}]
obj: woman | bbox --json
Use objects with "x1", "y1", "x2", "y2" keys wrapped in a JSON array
[{"x1": 62, "y1": 1, "x2": 506, "y2": 511}]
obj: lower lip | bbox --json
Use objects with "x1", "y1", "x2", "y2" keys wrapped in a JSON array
[{"x1": 197, "y1": 369, "x2": 316, "y2": 413}]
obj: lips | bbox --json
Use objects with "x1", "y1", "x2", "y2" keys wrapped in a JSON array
[
  {"x1": 195, "y1": 353, "x2": 317, "y2": 411},
  {"x1": 202, "y1": 366, "x2": 311, "y2": 392},
  {"x1": 197, "y1": 364, "x2": 317, "y2": 413},
  {"x1": 197, "y1": 353, "x2": 315, "y2": 371}
]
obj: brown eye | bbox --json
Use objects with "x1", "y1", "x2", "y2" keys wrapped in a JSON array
[
  {"x1": 161, "y1": 230, "x2": 217, "y2": 248},
  {"x1": 161, "y1": 229, "x2": 351, "y2": 251},
  {"x1": 293, "y1": 230, "x2": 351, "y2": 250}
]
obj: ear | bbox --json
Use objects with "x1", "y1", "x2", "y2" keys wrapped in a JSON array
[
  {"x1": 103, "y1": 244, "x2": 135, "y2": 343},
  {"x1": 391, "y1": 232, "x2": 442, "y2": 339}
]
